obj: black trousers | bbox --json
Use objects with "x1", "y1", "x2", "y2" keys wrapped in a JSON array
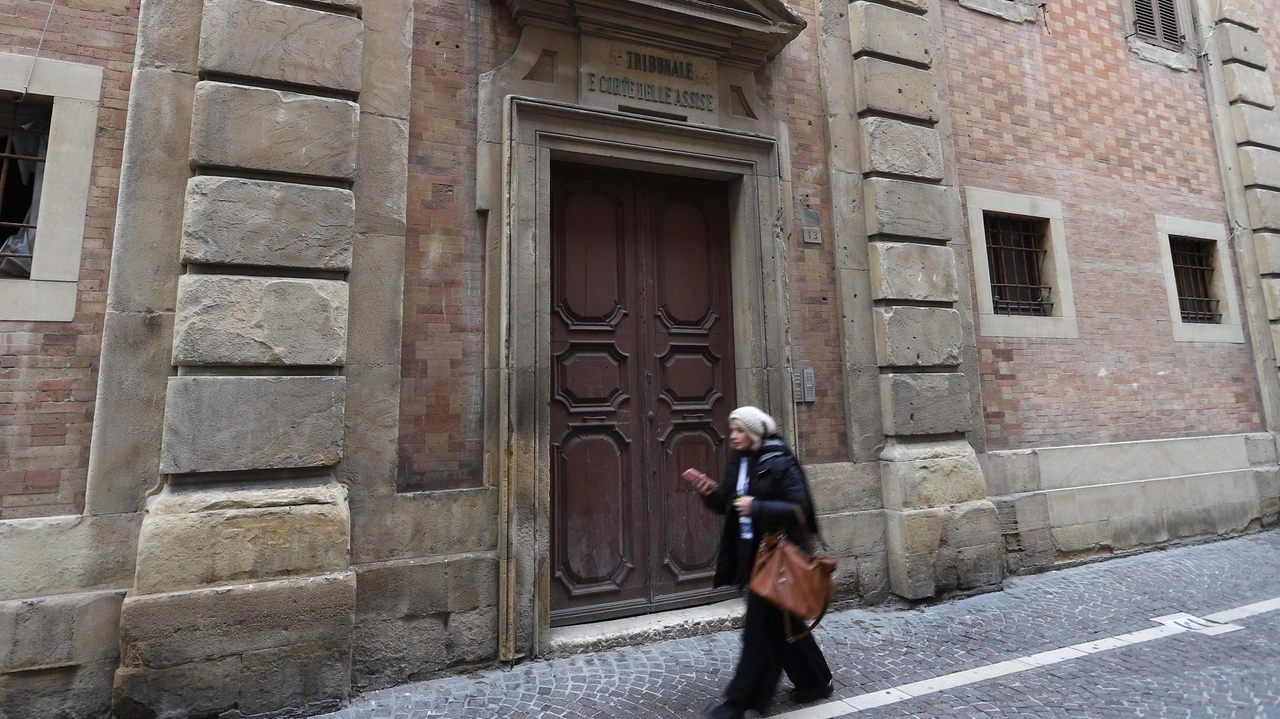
[{"x1": 722, "y1": 584, "x2": 833, "y2": 711}]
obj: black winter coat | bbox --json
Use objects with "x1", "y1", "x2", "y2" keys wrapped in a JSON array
[{"x1": 702, "y1": 436, "x2": 819, "y2": 588}]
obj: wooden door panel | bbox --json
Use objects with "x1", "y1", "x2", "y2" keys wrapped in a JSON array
[
  {"x1": 654, "y1": 200, "x2": 719, "y2": 332},
  {"x1": 653, "y1": 421, "x2": 723, "y2": 592},
  {"x1": 553, "y1": 341, "x2": 630, "y2": 413},
  {"x1": 656, "y1": 344, "x2": 723, "y2": 412},
  {"x1": 552, "y1": 425, "x2": 635, "y2": 595},
  {"x1": 555, "y1": 187, "x2": 628, "y2": 330}
]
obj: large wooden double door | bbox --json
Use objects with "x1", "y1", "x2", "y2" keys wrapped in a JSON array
[{"x1": 549, "y1": 163, "x2": 737, "y2": 626}]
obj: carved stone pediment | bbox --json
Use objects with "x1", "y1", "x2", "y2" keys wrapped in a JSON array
[{"x1": 505, "y1": 0, "x2": 805, "y2": 68}]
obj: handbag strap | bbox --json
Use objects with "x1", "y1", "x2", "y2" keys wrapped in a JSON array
[
  {"x1": 790, "y1": 504, "x2": 829, "y2": 553},
  {"x1": 783, "y1": 603, "x2": 830, "y2": 643}
]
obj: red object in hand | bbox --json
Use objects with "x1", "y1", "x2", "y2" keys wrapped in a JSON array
[
  {"x1": 681, "y1": 468, "x2": 706, "y2": 483},
  {"x1": 682, "y1": 468, "x2": 716, "y2": 495}
]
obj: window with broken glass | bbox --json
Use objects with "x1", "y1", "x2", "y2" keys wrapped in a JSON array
[
  {"x1": 0, "y1": 99, "x2": 52, "y2": 279},
  {"x1": 1169, "y1": 236, "x2": 1221, "y2": 324},
  {"x1": 984, "y1": 212, "x2": 1053, "y2": 317}
]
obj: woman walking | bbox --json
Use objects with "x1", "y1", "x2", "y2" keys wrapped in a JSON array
[{"x1": 683, "y1": 406, "x2": 833, "y2": 719}]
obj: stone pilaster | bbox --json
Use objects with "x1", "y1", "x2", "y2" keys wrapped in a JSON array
[
  {"x1": 819, "y1": 0, "x2": 1002, "y2": 599},
  {"x1": 93, "y1": 0, "x2": 410, "y2": 715},
  {"x1": 1193, "y1": 0, "x2": 1280, "y2": 432}
]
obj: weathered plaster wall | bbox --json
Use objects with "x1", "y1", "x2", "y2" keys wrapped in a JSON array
[
  {"x1": 943, "y1": 0, "x2": 1265, "y2": 450},
  {"x1": 0, "y1": 0, "x2": 135, "y2": 518}
]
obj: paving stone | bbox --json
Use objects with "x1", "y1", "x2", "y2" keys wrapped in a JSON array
[{"x1": 317, "y1": 530, "x2": 1280, "y2": 718}]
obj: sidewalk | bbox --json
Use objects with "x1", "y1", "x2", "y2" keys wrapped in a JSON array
[{"x1": 323, "y1": 530, "x2": 1280, "y2": 718}]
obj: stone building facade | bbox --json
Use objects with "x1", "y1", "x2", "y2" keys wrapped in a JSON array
[{"x1": 2, "y1": 0, "x2": 1280, "y2": 716}]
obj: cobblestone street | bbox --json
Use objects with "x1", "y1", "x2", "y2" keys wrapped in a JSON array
[{"x1": 324, "y1": 530, "x2": 1280, "y2": 718}]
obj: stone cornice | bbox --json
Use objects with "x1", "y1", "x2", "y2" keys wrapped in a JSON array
[{"x1": 504, "y1": 0, "x2": 805, "y2": 68}]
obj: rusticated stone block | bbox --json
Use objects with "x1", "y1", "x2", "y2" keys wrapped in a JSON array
[
  {"x1": 1224, "y1": 63, "x2": 1276, "y2": 108},
  {"x1": 869, "y1": 242, "x2": 958, "y2": 302},
  {"x1": 874, "y1": 306, "x2": 962, "y2": 367},
  {"x1": 806, "y1": 461, "x2": 882, "y2": 512},
  {"x1": 354, "y1": 113, "x2": 409, "y2": 235},
  {"x1": 881, "y1": 439, "x2": 986, "y2": 510},
  {"x1": 1218, "y1": 0, "x2": 1259, "y2": 29},
  {"x1": 935, "y1": 542, "x2": 1004, "y2": 590},
  {"x1": 1215, "y1": 22, "x2": 1269, "y2": 70},
  {"x1": 1261, "y1": 277, "x2": 1280, "y2": 319},
  {"x1": 119, "y1": 573, "x2": 354, "y2": 670},
  {"x1": 200, "y1": 0, "x2": 363, "y2": 92},
  {"x1": 190, "y1": 81, "x2": 359, "y2": 179},
  {"x1": 853, "y1": 57, "x2": 939, "y2": 123},
  {"x1": 979, "y1": 448, "x2": 1040, "y2": 495},
  {"x1": 940, "y1": 501, "x2": 1001, "y2": 550},
  {"x1": 1240, "y1": 146, "x2": 1280, "y2": 189},
  {"x1": 880, "y1": 372, "x2": 972, "y2": 436},
  {"x1": 448, "y1": 606, "x2": 499, "y2": 663},
  {"x1": 850, "y1": 2, "x2": 935, "y2": 67},
  {"x1": 355, "y1": 553, "x2": 498, "y2": 622},
  {"x1": 360, "y1": 0, "x2": 414, "y2": 120},
  {"x1": 1245, "y1": 432, "x2": 1278, "y2": 466},
  {"x1": 864, "y1": 178, "x2": 956, "y2": 240},
  {"x1": 239, "y1": 640, "x2": 349, "y2": 715},
  {"x1": 172, "y1": 275, "x2": 349, "y2": 366},
  {"x1": 134, "y1": 482, "x2": 351, "y2": 594},
  {"x1": 113, "y1": 657, "x2": 243, "y2": 719},
  {"x1": 1248, "y1": 188, "x2": 1280, "y2": 232},
  {"x1": 352, "y1": 615, "x2": 446, "y2": 690},
  {"x1": 160, "y1": 376, "x2": 345, "y2": 474},
  {"x1": 181, "y1": 177, "x2": 354, "y2": 270},
  {"x1": 1253, "y1": 232, "x2": 1280, "y2": 274},
  {"x1": 137, "y1": 0, "x2": 203, "y2": 73},
  {"x1": 1, "y1": 589, "x2": 124, "y2": 672},
  {"x1": 1052, "y1": 520, "x2": 1112, "y2": 557},
  {"x1": 0, "y1": 515, "x2": 141, "y2": 602},
  {"x1": 1232, "y1": 103, "x2": 1280, "y2": 150},
  {"x1": 860, "y1": 117, "x2": 943, "y2": 180}
]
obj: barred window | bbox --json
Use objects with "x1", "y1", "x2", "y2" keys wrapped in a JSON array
[
  {"x1": 1134, "y1": 0, "x2": 1180, "y2": 51},
  {"x1": 984, "y1": 212, "x2": 1053, "y2": 317},
  {"x1": 1169, "y1": 236, "x2": 1221, "y2": 324},
  {"x1": 0, "y1": 99, "x2": 52, "y2": 279}
]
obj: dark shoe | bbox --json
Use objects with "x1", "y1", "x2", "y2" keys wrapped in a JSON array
[
  {"x1": 703, "y1": 701, "x2": 745, "y2": 719},
  {"x1": 788, "y1": 682, "x2": 834, "y2": 704}
]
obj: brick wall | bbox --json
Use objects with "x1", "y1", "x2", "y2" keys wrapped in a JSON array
[
  {"x1": 0, "y1": 0, "x2": 135, "y2": 518},
  {"x1": 943, "y1": 0, "x2": 1265, "y2": 449},
  {"x1": 397, "y1": 0, "x2": 848, "y2": 491}
]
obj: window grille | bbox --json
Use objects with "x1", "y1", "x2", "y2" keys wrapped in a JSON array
[
  {"x1": 1134, "y1": 0, "x2": 1181, "y2": 51},
  {"x1": 0, "y1": 99, "x2": 52, "y2": 279},
  {"x1": 1169, "y1": 236, "x2": 1221, "y2": 324},
  {"x1": 984, "y1": 212, "x2": 1053, "y2": 317}
]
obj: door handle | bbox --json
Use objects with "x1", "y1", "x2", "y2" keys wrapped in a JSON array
[{"x1": 646, "y1": 411, "x2": 655, "y2": 421}]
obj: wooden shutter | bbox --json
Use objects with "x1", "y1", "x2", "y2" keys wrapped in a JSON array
[{"x1": 1134, "y1": 0, "x2": 1181, "y2": 50}]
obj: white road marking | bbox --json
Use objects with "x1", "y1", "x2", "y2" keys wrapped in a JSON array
[{"x1": 770, "y1": 594, "x2": 1280, "y2": 718}]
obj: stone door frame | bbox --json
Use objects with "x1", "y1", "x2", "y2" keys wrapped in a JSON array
[{"x1": 487, "y1": 97, "x2": 796, "y2": 660}]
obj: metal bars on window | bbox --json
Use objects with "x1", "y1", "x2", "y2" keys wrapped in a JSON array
[
  {"x1": 985, "y1": 212, "x2": 1053, "y2": 317},
  {"x1": 1134, "y1": 0, "x2": 1181, "y2": 51},
  {"x1": 0, "y1": 100, "x2": 51, "y2": 265},
  {"x1": 1169, "y1": 236, "x2": 1221, "y2": 324}
]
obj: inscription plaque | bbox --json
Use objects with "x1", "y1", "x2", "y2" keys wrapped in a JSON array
[{"x1": 580, "y1": 38, "x2": 718, "y2": 121}]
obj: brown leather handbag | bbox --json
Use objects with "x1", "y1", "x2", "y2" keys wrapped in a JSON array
[{"x1": 748, "y1": 508, "x2": 837, "y2": 642}]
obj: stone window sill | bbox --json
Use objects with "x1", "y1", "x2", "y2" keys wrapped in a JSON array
[{"x1": 955, "y1": 0, "x2": 1037, "y2": 24}]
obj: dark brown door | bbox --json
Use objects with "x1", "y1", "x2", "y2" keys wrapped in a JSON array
[{"x1": 550, "y1": 163, "x2": 736, "y2": 626}]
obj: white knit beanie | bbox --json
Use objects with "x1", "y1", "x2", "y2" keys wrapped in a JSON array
[{"x1": 728, "y1": 406, "x2": 777, "y2": 440}]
